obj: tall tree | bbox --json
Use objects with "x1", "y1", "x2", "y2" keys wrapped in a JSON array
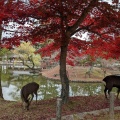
[
  {"x1": 0, "y1": 26, "x2": 3, "y2": 99},
  {"x1": 2, "y1": 0, "x2": 120, "y2": 103}
]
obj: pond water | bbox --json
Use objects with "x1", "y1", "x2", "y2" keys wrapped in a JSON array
[{"x1": 0, "y1": 67, "x2": 117, "y2": 101}]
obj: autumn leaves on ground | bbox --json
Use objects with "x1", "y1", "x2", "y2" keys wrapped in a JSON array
[
  {"x1": 0, "y1": 96, "x2": 120, "y2": 120},
  {"x1": 0, "y1": 66, "x2": 120, "y2": 120}
]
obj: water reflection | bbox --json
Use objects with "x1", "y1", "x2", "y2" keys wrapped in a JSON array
[
  {"x1": 2, "y1": 84, "x2": 20, "y2": 101},
  {"x1": 70, "y1": 82, "x2": 104, "y2": 96},
  {"x1": 1, "y1": 68, "x2": 106, "y2": 101}
]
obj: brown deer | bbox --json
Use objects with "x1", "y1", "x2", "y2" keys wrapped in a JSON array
[
  {"x1": 103, "y1": 75, "x2": 120, "y2": 99},
  {"x1": 21, "y1": 82, "x2": 39, "y2": 110}
]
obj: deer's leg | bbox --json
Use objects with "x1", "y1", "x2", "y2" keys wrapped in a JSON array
[
  {"x1": 25, "y1": 94, "x2": 34, "y2": 110},
  {"x1": 108, "y1": 88, "x2": 112, "y2": 97},
  {"x1": 23, "y1": 99, "x2": 30, "y2": 110},
  {"x1": 117, "y1": 88, "x2": 120, "y2": 99},
  {"x1": 30, "y1": 94, "x2": 34, "y2": 104},
  {"x1": 104, "y1": 87, "x2": 108, "y2": 99},
  {"x1": 26, "y1": 102, "x2": 30, "y2": 110},
  {"x1": 34, "y1": 91, "x2": 38, "y2": 103}
]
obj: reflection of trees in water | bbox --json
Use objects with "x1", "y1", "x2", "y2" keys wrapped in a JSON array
[
  {"x1": 39, "y1": 79, "x2": 61, "y2": 99},
  {"x1": 8, "y1": 74, "x2": 42, "y2": 101},
  {"x1": 70, "y1": 83, "x2": 104, "y2": 96},
  {"x1": 1, "y1": 66, "x2": 11, "y2": 85},
  {"x1": 2, "y1": 69, "x2": 105, "y2": 101},
  {"x1": 8, "y1": 86, "x2": 20, "y2": 101},
  {"x1": 7, "y1": 74, "x2": 61, "y2": 101},
  {"x1": 0, "y1": 58, "x2": 11, "y2": 99}
]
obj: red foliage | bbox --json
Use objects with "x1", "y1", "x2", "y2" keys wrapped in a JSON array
[
  {"x1": 83, "y1": 36, "x2": 120, "y2": 60},
  {"x1": 1, "y1": 0, "x2": 120, "y2": 64},
  {"x1": 105, "y1": 36, "x2": 120, "y2": 59},
  {"x1": 36, "y1": 42, "x2": 60, "y2": 57}
]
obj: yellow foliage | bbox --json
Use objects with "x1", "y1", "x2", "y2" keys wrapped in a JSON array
[{"x1": 13, "y1": 41, "x2": 41, "y2": 66}]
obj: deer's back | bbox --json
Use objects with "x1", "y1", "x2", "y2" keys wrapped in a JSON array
[
  {"x1": 103, "y1": 75, "x2": 120, "y2": 86},
  {"x1": 21, "y1": 82, "x2": 39, "y2": 102}
]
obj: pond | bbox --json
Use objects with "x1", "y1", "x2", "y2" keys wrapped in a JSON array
[{"x1": 0, "y1": 66, "x2": 116, "y2": 101}]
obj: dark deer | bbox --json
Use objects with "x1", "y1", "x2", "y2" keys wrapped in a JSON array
[
  {"x1": 21, "y1": 82, "x2": 39, "y2": 110},
  {"x1": 103, "y1": 75, "x2": 120, "y2": 99}
]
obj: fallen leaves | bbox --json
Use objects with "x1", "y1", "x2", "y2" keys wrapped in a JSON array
[{"x1": 0, "y1": 95, "x2": 120, "y2": 120}]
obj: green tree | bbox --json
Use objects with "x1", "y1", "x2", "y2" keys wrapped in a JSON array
[{"x1": 13, "y1": 41, "x2": 41, "y2": 71}]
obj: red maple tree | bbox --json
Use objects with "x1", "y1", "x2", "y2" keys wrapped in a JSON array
[{"x1": 1, "y1": 0, "x2": 120, "y2": 103}]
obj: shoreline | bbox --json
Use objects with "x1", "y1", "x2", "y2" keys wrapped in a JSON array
[
  {"x1": 41, "y1": 65, "x2": 109, "y2": 83},
  {"x1": 41, "y1": 72, "x2": 103, "y2": 83}
]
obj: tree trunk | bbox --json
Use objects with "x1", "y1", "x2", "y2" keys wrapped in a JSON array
[
  {"x1": 0, "y1": 66, "x2": 3, "y2": 99},
  {"x1": 60, "y1": 45, "x2": 69, "y2": 104},
  {"x1": 0, "y1": 27, "x2": 3, "y2": 99}
]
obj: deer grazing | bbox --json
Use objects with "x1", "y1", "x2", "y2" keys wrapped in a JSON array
[
  {"x1": 103, "y1": 75, "x2": 120, "y2": 99},
  {"x1": 21, "y1": 82, "x2": 39, "y2": 110}
]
